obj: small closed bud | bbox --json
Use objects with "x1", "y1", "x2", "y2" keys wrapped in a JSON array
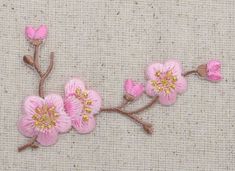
[
  {"x1": 197, "y1": 64, "x2": 207, "y2": 77},
  {"x1": 25, "y1": 25, "x2": 48, "y2": 41},
  {"x1": 197, "y1": 60, "x2": 222, "y2": 82},
  {"x1": 23, "y1": 55, "x2": 34, "y2": 66},
  {"x1": 206, "y1": 60, "x2": 222, "y2": 82},
  {"x1": 124, "y1": 79, "x2": 144, "y2": 101}
]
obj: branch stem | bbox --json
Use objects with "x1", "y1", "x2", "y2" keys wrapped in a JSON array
[
  {"x1": 34, "y1": 45, "x2": 43, "y2": 77},
  {"x1": 183, "y1": 70, "x2": 198, "y2": 77},
  {"x1": 19, "y1": 42, "x2": 54, "y2": 151},
  {"x1": 101, "y1": 97, "x2": 158, "y2": 134},
  {"x1": 18, "y1": 136, "x2": 38, "y2": 152},
  {"x1": 39, "y1": 52, "x2": 54, "y2": 98},
  {"x1": 101, "y1": 96, "x2": 158, "y2": 115}
]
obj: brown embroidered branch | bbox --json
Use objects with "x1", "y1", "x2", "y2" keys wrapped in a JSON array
[
  {"x1": 100, "y1": 96, "x2": 158, "y2": 134},
  {"x1": 19, "y1": 40, "x2": 54, "y2": 152},
  {"x1": 183, "y1": 64, "x2": 207, "y2": 77},
  {"x1": 18, "y1": 136, "x2": 38, "y2": 152},
  {"x1": 183, "y1": 70, "x2": 198, "y2": 77},
  {"x1": 39, "y1": 52, "x2": 54, "y2": 98}
]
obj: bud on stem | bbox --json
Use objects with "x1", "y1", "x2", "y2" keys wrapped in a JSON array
[
  {"x1": 197, "y1": 64, "x2": 207, "y2": 77},
  {"x1": 23, "y1": 55, "x2": 34, "y2": 66}
]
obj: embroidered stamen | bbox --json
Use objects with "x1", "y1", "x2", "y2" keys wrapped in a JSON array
[
  {"x1": 82, "y1": 114, "x2": 89, "y2": 122},
  {"x1": 151, "y1": 70, "x2": 177, "y2": 94},
  {"x1": 32, "y1": 105, "x2": 59, "y2": 130},
  {"x1": 85, "y1": 100, "x2": 92, "y2": 105},
  {"x1": 75, "y1": 88, "x2": 93, "y2": 114}
]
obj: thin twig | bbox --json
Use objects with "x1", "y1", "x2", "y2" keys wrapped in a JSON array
[
  {"x1": 101, "y1": 96, "x2": 158, "y2": 115},
  {"x1": 18, "y1": 136, "x2": 38, "y2": 152},
  {"x1": 33, "y1": 45, "x2": 43, "y2": 77},
  {"x1": 183, "y1": 70, "x2": 198, "y2": 77},
  {"x1": 100, "y1": 97, "x2": 157, "y2": 134},
  {"x1": 39, "y1": 52, "x2": 54, "y2": 98},
  {"x1": 127, "y1": 96, "x2": 158, "y2": 114},
  {"x1": 101, "y1": 107, "x2": 153, "y2": 134}
]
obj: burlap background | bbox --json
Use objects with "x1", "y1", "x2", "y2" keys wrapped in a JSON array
[{"x1": 0, "y1": 0, "x2": 234, "y2": 170}]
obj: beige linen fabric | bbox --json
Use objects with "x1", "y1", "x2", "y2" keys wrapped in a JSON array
[{"x1": 0, "y1": 0, "x2": 234, "y2": 170}]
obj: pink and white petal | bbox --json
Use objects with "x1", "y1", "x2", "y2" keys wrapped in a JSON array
[
  {"x1": 164, "y1": 59, "x2": 183, "y2": 76},
  {"x1": 36, "y1": 128, "x2": 58, "y2": 146},
  {"x1": 25, "y1": 26, "x2": 35, "y2": 40},
  {"x1": 207, "y1": 73, "x2": 222, "y2": 82},
  {"x1": 175, "y1": 76, "x2": 187, "y2": 94},
  {"x1": 145, "y1": 80, "x2": 159, "y2": 97},
  {"x1": 146, "y1": 63, "x2": 164, "y2": 80},
  {"x1": 45, "y1": 94, "x2": 64, "y2": 112},
  {"x1": 72, "y1": 115, "x2": 96, "y2": 134},
  {"x1": 158, "y1": 92, "x2": 177, "y2": 106},
  {"x1": 65, "y1": 78, "x2": 86, "y2": 97},
  {"x1": 18, "y1": 115, "x2": 36, "y2": 137},
  {"x1": 24, "y1": 96, "x2": 44, "y2": 116},
  {"x1": 64, "y1": 96, "x2": 83, "y2": 117},
  {"x1": 55, "y1": 112, "x2": 72, "y2": 133},
  {"x1": 34, "y1": 25, "x2": 47, "y2": 40},
  {"x1": 86, "y1": 90, "x2": 102, "y2": 115}
]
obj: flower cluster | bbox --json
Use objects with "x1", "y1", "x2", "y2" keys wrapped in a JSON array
[
  {"x1": 18, "y1": 25, "x2": 223, "y2": 150},
  {"x1": 18, "y1": 79, "x2": 101, "y2": 146}
]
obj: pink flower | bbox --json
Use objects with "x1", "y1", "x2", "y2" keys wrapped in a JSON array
[
  {"x1": 18, "y1": 94, "x2": 71, "y2": 146},
  {"x1": 64, "y1": 78, "x2": 102, "y2": 134},
  {"x1": 25, "y1": 25, "x2": 48, "y2": 41},
  {"x1": 145, "y1": 60, "x2": 187, "y2": 105},
  {"x1": 124, "y1": 79, "x2": 144, "y2": 100},
  {"x1": 206, "y1": 60, "x2": 222, "y2": 82}
]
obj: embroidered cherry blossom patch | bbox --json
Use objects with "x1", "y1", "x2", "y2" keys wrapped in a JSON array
[{"x1": 17, "y1": 24, "x2": 222, "y2": 152}]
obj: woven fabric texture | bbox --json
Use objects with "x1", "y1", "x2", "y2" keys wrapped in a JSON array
[{"x1": 0, "y1": 0, "x2": 234, "y2": 170}]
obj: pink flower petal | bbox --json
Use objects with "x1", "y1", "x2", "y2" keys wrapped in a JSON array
[
  {"x1": 72, "y1": 114, "x2": 96, "y2": 134},
  {"x1": 44, "y1": 94, "x2": 64, "y2": 112},
  {"x1": 24, "y1": 96, "x2": 44, "y2": 116},
  {"x1": 175, "y1": 76, "x2": 187, "y2": 94},
  {"x1": 25, "y1": 26, "x2": 35, "y2": 40},
  {"x1": 18, "y1": 115, "x2": 36, "y2": 137},
  {"x1": 64, "y1": 96, "x2": 83, "y2": 117},
  {"x1": 65, "y1": 78, "x2": 86, "y2": 97},
  {"x1": 145, "y1": 80, "x2": 159, "y2": 97},
  {"x1": 55, "y1": 112, "x2": 71, "y2": 133},
  {"x1": 207, "y1": 60, "x2": 221, "y2": 72},
  {"x1": 207, "y1": 73, "x2": 222, "y2": 82},
  {"x1": 36, "y1": 128, "x2": 58, "y2": 146},
  {"x1": 146, "y1": 63, "x2": 163, "y2": 80},
  {"x1": 124, "y1": 79, "x2": 144, "y2": 99},
  {"x1": 34, "y1": 25, "x2": 48, "y2": 40},
  {"x1": 163, "y1": 59, "x2": 182, "y2": 76},
  {"x1": 124, "y1": 79, "x2": 134, "y2": 93},
  {"x1": 86, "y1": 90, "x2": 102, "y2": 115},
  {"x1": 158, "y1": 91, "x2": 177, "y2": 106}
]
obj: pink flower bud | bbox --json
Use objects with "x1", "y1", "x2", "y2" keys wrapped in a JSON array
[
  {"x1": 25, "y1": 25, "x2": 48, "y2": 41},
  {"x1": 206, "y1": 60, "x2": 222, "y2": 82},
  {"x1": 124, "y1": 79, "x2": 144, "y2": 100}
]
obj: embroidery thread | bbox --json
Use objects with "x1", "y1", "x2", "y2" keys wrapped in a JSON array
[{"x1": 17, "y1": 25, "x2": 222, "y2": 152}]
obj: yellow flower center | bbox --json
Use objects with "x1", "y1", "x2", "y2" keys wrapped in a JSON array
[
  {"x1": 82, "y1": 114, "x2": 89, "y2": 122},
  {"x1": 75, "y1": 88, "x2": 93, "y2": 122},
  {"x1": 151, "y1": 70, "x2": 178, "y2": 94},
  {"x1": 32, "y1": 105, "x2": 59, "y2": 130}
]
